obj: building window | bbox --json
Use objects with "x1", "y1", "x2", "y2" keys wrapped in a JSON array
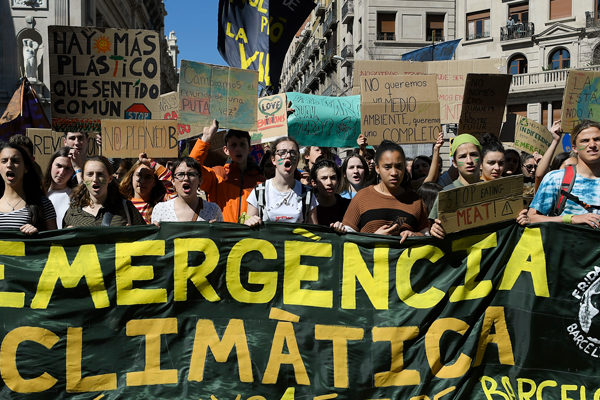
[
  {"x1": 508, "y1": 54, "x2": 528, "y2": 74},
  {"x1": 549, "y1": 0, "x2": 572, "y2": 20},
  {"x1": 426, "y1": 14, "x2": 445, "y2": 41},
  {"x1": 549, "y1": 48, "x2": 570, "y2": 69},
  {"x1": 467, "y1": 10, "x2": 490, "y2": 40},
  {"x1": 508, "y1": 2, "x2": 529, "y2": 24},
  {"x1": 377, "y1": 12, "x2": 396, "y2": 40}
]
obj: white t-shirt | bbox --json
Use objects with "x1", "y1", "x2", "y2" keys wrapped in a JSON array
[
  {"x1": 151, "y1": 198, "x2": 223, "y2": 224},
  {"x1": 247, "y1": 179, "x2": 318, "y2": 223},
  {"x1": 48, "y1": 188, "x2": 72, "y2": 229}
]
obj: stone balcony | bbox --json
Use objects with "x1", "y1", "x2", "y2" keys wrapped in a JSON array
[{"x1": 510, "y1": 65, "x2": 600, "y2": 93}]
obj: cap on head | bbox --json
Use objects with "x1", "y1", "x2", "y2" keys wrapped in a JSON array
[{"x1": 451, "y1": 134, "x2": 482, "y2": 157}]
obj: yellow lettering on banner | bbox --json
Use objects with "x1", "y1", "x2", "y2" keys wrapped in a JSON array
[
  {"x1": 226, "y1": 22, "x2": 235, "y2": 38},
  {"x1": 396, "y1": 245, "x2": 445, "y2": 309},
  {"x1": 480, "y1": 376, "x2": 511, "y2": 400},
  {"x1": 450, "y1": 234, "x2": 496, "y2": 302},
  {"x1": 249, "y1": 0, "x2": 268, "y2": 13},
  {"x1": 31, "y1": 245, "x2": 109, "y2": 309},
  {"x1": 424, "y1": 318, "x2": 471, "y2": 379},
  {"x1": 594, "y1": 388, "x2": 600, "y2": 400},
  {"x1": 188, "y1": 319, "x2": 253, "y2": 383},
  {"x1": 226, "y1": 238, "x2": 277, "y2": 303},
  {"x1": 561, "y1": 385, "x2": 578, "y2": 400},
  {"x1": 263, "y1": 321, "x2": 309, "y2": 385},
  {"x1": 498, "y1": 228, "x2": 549, "y2": 297},
  {"x1": 537, "y1": 380, "x2": 557, "y2": 399},
  {"x1": 235, "y1": 28, "x2": 248, "y2": 44},
  {"x1": 261, "y1": 16, "x2": 269, "y2": 33},
  {"x1": 474, "y1": 307, "x2": 515, "y2": 366},
  {"x1": 341, "y1": 243, "x2": 389, "y2": 310},
  {"x1": 314, "y1": 325, "x2": 364, "y2": 388},
  {"x1": 372, "y1": 326, "x2": 420, "y2": 387},
  {"x1": 126, "y1": 318, "x2": 178, "y2": 386},
  {"x1": 259, "y1": 52, "x2": 271, "y2": 86},
  {"x1": 0, "y1": 327, "x2": 58, "y2": 393},
  {"x1": 116, "y1": 241, "x2": 166, "y2": 305},
  {"x1": 173, "y1": 238, "x2": 220, "y2": 302},
  {"x1": 501, "y1": 376, "x2": 516, "y2": 399},
  {"x1": 66, "y1": 327, "x2": 116, "y2": 392},
  {"x1": 0, "y1": 241, "x2": 25, "y2": 308},
  {"x1": 284, "y1": 241, "x2": 332, "y2": 308},
  {"x1": 239, "y1": 44, "x2": 260, "y2": 69},
  {"x1": 517, "y1": 377, "x2": 536, "y2": 400}
]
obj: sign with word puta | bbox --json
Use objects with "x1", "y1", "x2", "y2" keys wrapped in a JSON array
[
  {"x1": 154, "y1": 92, "x2": 203, "y2": 141},
  {"x1": 286, "y1": 93, "x2": 361, "y2": 147},
  {"x1": 178, "y1": 60, "x2": 258, "y2": 132},
  {"x1": 360, "y1": 74, "x2": 441, "y2": 145},
  {"x1": 562, "y1": 70, "x2": 600, "y2": 132},
  {"x1": 26, "y1": 128, "x2": 100, "y2": 172},
  {"x1": 250, "y1": 93, "x2": 288, "y2": 144},
  {"x1": 101, "y1": 119, "x2": 178, "y2": 158},
  {"x1": 458, "y1": 73, "x2": 512, "y2": 136},
  {"x1": 438, "y1": 175, "x2": 523, "y2": 233},
  {"x1": 48, "y1": 26, "x2": 161, "y2": 133},
  {"x1": 353, "y1": 59, "x2": 505, "y2": 124},
  {"x1": 514, "y1": 115, "x2": 554, "y2": 155}
]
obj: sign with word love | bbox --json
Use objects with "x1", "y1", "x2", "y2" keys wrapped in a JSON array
[
  {"x1": 286, "y1": 93, "x2": 361, "y2": 147},
  {"x1": 514, "y1": 115, "x2": 554, "y2": 155},
  {"x1": 360, "y1": 74, "x2": 441, "y2": 145},
  {"x1": 101, "y1": 119, "x2": 178, "y2": 158},
  {"x1": 178, "y1": 60, "x2": 258, "y2": 132},
  {"x1": 250, "y1": 93, "x2": 288, "y2": 144},
  {"x1": 458, "y1": 74, "x2": 512, "y2": 136},
  {"x1": 26, "y1": 128, "x2": 100, "y2": 172},
  {"x1": 437, "y1": 175, "x2": 523, "y2": 233},
  {"x1": 48, "y1": 26, "x2": 161, "y2": 133},
  {"x1": 562, "y1": 70, "x2": 600, "y2": 132}
]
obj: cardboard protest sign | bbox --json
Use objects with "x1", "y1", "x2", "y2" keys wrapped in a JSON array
[
  {"x1": 48, "y1": 26, "x2": 161, "y2": 133},
  {"x1": 250, "y1": 94, "x2": 288, "y2": 144},
  {"x1": 101, "y1": 119, "x2": 178, "y2": 158},
  {"x1": 154, "y1": 92, "x2": 203, "y2": 140},
  {"x1": 179, "y1": 60, "x2": 258, "y2": 132},
  {"x1": 438, "y1": 175, "x2": 523, "y2": 233},
  {"x1": 514, "y1": 115, "x2": 554, "y2": 155},
  {"x1": 360, "y1": 74, "x2": 441, "y2": 145},
  {"x1": 26, "y1": 128, "x2": 100, "y2": 172},
  {"x1": 353, "y1": 59, "x2": 505, "y2": 124},
  {"x1": 562, "y1": 70, "x2": 600, "y2": 132},
  {"x1": 286, "y1": 93, "x2": 361, "y2": 147},
  {"x1": 458, "y1": 73, "x2": 512, "y2": 136}
]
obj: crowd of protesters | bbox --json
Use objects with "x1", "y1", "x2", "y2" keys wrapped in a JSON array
[{"x1": 2, "y1": 116, "x2": 600, "y2": 238}]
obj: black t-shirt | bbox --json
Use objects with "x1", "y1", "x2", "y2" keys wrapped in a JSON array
[{"x1": 317, "y1": 194, "x2": 351, "y2": 227}]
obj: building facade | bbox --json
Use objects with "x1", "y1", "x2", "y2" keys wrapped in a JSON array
[
  {"x1": 280, "y1": 0, "x2": 600, "y2": 129},
  {"x1": 0, "y1": 0, "x2": 178, "y2": 117}
]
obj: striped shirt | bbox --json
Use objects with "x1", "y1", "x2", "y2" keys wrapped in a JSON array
[{"x1": 0, "y1": 197, "x2": 56, "y2": 230}]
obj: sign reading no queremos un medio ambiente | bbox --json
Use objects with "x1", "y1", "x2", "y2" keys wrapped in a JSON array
[
  {"x1": 286, "y1": 93, "x2": 361, "y2": 147},
  {"x1": 1, "y1": 222, "x2": 600, "y2": 399},
  {"x1": 360, "y1": 74, "x2": 441, "y2": 145},
  {"x1": 178, "y1": 60, "x2": 258, "y2": 136},
  {"x1": 48, "y1": 26, "x2": 161, "y2": 133}
]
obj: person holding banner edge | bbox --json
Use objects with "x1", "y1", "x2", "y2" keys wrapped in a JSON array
[
  {"x1": 429, "y1": 134, "x2": 483, "y2": 239},
  {"x1": 517, "y1": 120, "x2": 600, "y2": 228}
]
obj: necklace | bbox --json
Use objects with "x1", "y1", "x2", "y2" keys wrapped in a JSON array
[{"x1": 4, "y1": 198, "x2": 24, "y2": 211}]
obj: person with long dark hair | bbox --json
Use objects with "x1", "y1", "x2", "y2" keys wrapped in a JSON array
[
  {"x1": 339, "y1": 153, "x2": 369, "y2": 199},
  {"x1": 479, "y1": 134, "x2": 505, "y2": 181},
  {"x1": 335, "y1": 140, "x2": 429, "y2": 242},
  {"x1": 310, "y1": 158, "x2": 350, "y2": 227},
  {"x1": 63, "y1": 156, "x2": 145, "y2": 227},
  {"x1": 43, "y1": 147, "x2": 75, "y2": 228},
  {"x1": 0, "y1": 142, "x2": 56, "y2": 234}
]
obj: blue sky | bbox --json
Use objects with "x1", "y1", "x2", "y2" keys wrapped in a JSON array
[{"x1": 164, "y1": 0, "x2": 225, "y2": 68}]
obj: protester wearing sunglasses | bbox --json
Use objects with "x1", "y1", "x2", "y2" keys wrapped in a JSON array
[{"x1": 151, "y1": 157, "x2": 222, "y2": 224}]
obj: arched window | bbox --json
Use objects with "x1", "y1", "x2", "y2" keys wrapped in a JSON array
[
  {"x1": 549, "y1": 48, "x2": 570, "y2": 70},
  {"x1": 508, "y1": 54, "x2": 528, "y2": 74},
  {"x1": 593, "y1": 45, "x2": 600, "y2": 65}
]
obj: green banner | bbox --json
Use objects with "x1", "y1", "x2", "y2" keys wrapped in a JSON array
[{"x1": 0, "y1": 222, "x2": 599, "y2": 399}]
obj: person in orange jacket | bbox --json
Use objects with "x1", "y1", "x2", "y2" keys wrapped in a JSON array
[{"x1": 190, "y1": 120, "x2": 265, "y2": 223}]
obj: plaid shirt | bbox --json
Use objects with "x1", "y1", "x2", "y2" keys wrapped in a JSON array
[{"x1": 530, "y1": 169, "x2": 600, "y2": 216}]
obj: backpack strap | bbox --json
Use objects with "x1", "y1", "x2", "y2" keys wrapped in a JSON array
[
  {"x1": 301, "y1": 185, "x2": 313, "y2": 223},
  {"x1": 256, "y1": 183, "x2": 266, "y2": 220},
  {"x1": 553, "y1": 165, "x2": 577, "y2": 216}
]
